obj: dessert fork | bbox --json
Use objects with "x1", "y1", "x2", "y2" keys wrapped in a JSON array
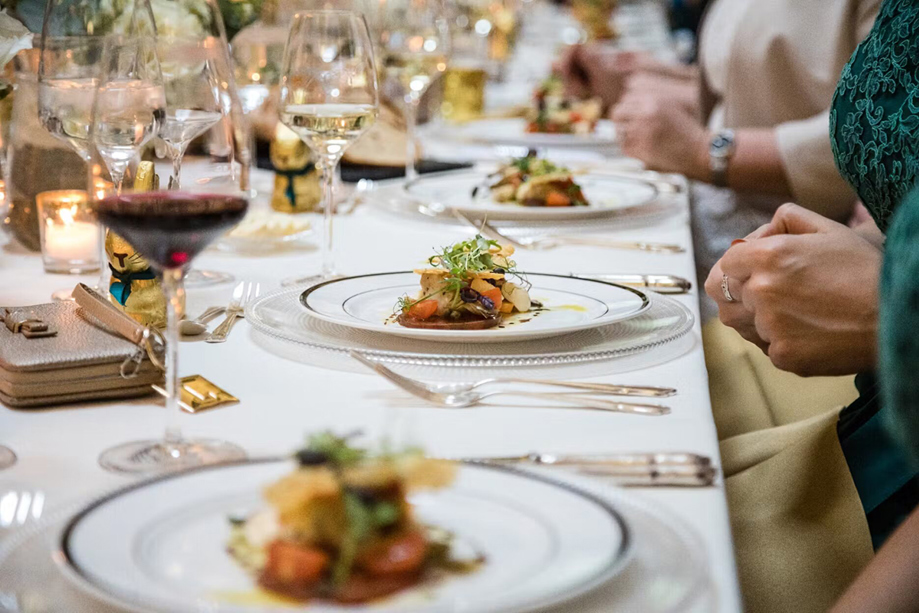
[
  {"x1": 350, "y1": 351, "x2": 670, "y2": 415},
  {"x1": 454, "y1": 211, "x2": 685, "y2": 253},
  {"x1": 206, "y1": 282, "x2": 260, "y2": 343}
]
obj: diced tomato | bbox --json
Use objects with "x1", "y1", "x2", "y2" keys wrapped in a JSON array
[
  {"x1": 357, "y1": 529, "x2": 428, "y2": 577},
  {"x1": 570, "y1": 112, "x2": 583, "y2": 122},
  {"x1": 262, "y1": 540, "x2": 330, "y2": 587},
  {"x1": 407, "y1": 299, "x2": 438, "y2": 320},
  {"x1": 482, "y1": 287, "x2": 504, "y2": 309},
  {"x1": 545, "y1": 191, "x2": 571, "y2": 207}
]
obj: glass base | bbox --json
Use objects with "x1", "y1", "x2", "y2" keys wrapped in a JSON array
[
  {"x1": 184, "y1": 269, "x2": 235, "y2": 288},
  {"x1": 98, "y1": 438, "x2": 247, "y2": 475},
  {"x1": 0, "y1": 445, "x2": 16, "y2": 470}
]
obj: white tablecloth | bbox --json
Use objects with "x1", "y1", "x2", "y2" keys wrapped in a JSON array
[{"x1": 0, "y1": 164, "x2": 741, "y2": 612}]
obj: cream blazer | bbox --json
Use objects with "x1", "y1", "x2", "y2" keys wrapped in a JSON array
[{"x1": 699, "y1": 0, "x2": 881, "y2": 219}]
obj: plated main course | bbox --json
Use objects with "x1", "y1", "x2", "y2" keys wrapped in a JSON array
[
  {"x1": 394, "y1": 235, "x2": 536, "y2": 330},
  {"x1": 526, "y1": 75, "x2": 602, "y2": 135},
  {"x1": 227, "y1": 432, "x2": 481, "y2": 604},
  {"x1": 478, "y1": 154, "x2": 590, "y2": 208}
]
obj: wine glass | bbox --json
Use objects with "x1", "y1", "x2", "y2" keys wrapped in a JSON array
[
  {"x1": 279, "y1": 10, "x2": 379, "y2": 281},
  {"x1": 90, "y1": 36, "x2": 166, "y2": 194},
  {"x1": 91, "y1": 157, "x2": 250, "y2": 475},
  {"x1": 39, "y1": 0, "x2": 157, "y2": 300},
  {"x1": 151, "y1": 0, "x2": 250, "y2": 287},
  {"x1": 376, "y1": 0, "x2": 450, "y2": 182}
]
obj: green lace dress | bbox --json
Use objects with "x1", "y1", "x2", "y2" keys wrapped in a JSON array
[{"x1": 830, "y1": 0, "x2": 919, "y2": 548}]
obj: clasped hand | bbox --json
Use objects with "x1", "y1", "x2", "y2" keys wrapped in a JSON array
[{"x1": 705, "y1": 204, "x2": 881, "y2": 377}]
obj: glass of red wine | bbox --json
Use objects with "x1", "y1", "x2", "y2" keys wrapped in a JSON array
[{"x1": 91, "y1": 168, "x2": 250, "y2": 474}]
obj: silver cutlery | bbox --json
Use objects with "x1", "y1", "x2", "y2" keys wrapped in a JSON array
[
  {"x1": 350, "y1": 351, "x2": 670, "y2": 415},
  {"x1": 474, "y1": 452, "x2": 717, "y2": 487},
  {"x1": 571, "y1": 273, "x2": 692, "y2": 294},
  {"x1": 351, "y1": 352, "x2": 674, "y2": 397},
  {"x1": 206, "y1": 282, "x2": 259, "y2": 344},
  {"x1": 454, "y1": 211, "x2": 685, "y2": 254},
  {"x1": 180, "y1": 306, "x2": 226, "y2": 336}
]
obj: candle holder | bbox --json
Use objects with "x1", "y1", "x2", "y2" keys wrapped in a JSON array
[{"x1": 37, "y1": 189, "x2": 102, "y2": 274}]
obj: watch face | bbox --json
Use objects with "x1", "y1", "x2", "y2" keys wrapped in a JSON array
[{"x1": 712, "y1": 135, "x2": 729, "y2": 148}]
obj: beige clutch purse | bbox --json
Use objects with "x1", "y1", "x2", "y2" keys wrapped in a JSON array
[{"x1": 0, "y1": 284, "x2": 163, "y2": 408}]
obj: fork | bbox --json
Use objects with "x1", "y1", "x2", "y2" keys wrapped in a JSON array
[
  {"x1": 349, "y1": 351, "x2": 670, "y2": 415},
  {"x1": 453, "y1": 211, "x2": 685, "y2": 253},
  {"x1": 205, "y1": 281, "x2": 260, "y2": 343},
  {"x1": 350, "y1": 351, "x2": 675, "y2": 397}
]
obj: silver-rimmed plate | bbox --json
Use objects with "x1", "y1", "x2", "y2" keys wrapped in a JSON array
[
  {"x1": 404, "y1": 170, "x2": 659, "y2": 222},
  {"x1": 299, "y1": 272, "x2": 651, "y2": 344},
  {"x1": 58, "y1": 459, "x2": 633, "y2": 613},
  {"x1": 431, "y1": 118, "x2": 617, "y2": 149}
]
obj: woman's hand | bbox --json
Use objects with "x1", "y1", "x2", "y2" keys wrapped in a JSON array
[
  {"x1": 705, "y1": 203, "x2": 882, "y2": 377},
  {"x1": 610, "y1": 85, "x2": 710, "y2": 178}
]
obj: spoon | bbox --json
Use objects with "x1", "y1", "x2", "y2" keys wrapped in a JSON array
[{"x1": 180, "y1": 306, "x2": 225, "y2": 336}]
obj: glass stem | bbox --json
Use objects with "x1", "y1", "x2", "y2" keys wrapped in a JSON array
[
  {"x1": 319, "y1": 159, "x2": 337, "y2": 278},
  {"x1": 161, "y1": 267, "x2": 184, "y2": 448},
  {"x1": 97, "y1": 226, "x2": 109, "y2": 293},
  {"x1": 169, "y1": 143, "x2": 189, "y2": 190},
  {"x1": 404, "y1": 98, "x2": 420, "y2": 183}
]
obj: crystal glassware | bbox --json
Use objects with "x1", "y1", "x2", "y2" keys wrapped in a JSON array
[
  {"x1": 278, "y1": 10, "x2": 380, "y2": 283},
  {"x1": 90, "y1": 159, "x2": 250, "y2": 474},
  {"x1": 38, "y1": 0, "x2": 158, "y2": 299},
  {"x1": 151, "y1": 0, "x2": 251, "y2": 287},
  {"x1": 376, "y1": 0, "x2": 451, "y2": 182}
]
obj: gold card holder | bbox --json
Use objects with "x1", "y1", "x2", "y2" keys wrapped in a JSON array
[{"x1": 152, "y1": 375, "x2": 239, "y2": 414}]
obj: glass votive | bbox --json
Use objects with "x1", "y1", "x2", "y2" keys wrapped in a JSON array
[{"x1": 37, "y1": 189, "x2": 102, "y2": 274}]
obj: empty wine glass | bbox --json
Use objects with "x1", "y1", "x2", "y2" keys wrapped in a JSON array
[
  {"x1": 90, "y1": 36, "x2": 166, "y2": 194},
  {"x1": 39, "y1": 0, "x2": 157, "y2": 300},
  {"x1": 376, "y1": 0, "x2": 450, "y2": 182},
  {"x1": 151, "y1": 0, "x2": 250, "y2": 287},
  {"x1": 279, "y1": 10, "x2": 380, "y2": 282}
]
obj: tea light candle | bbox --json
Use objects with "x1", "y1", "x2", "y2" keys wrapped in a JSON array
[{"x1": 37, "y1": 190, "x2": 102, "y2": 274}]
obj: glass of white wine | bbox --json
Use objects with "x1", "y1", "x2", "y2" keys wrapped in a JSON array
[
  {"x1": 279, "y1": 10, "x2": 380, "y2": 281},
  {"x1": 377, "y1": 0, "x2": 450, "y2": 182}
]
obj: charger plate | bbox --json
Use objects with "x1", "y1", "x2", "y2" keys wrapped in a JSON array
[
  {"x1": 0, "y1": 469, "x2": 711, "y2": 613},
  {"x1": 246, "y1": 285, "x2": 694, "y2": 369}
]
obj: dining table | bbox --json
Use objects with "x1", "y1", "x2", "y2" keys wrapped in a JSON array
[{"x1": 0, "y1": 1, "x2": 743, "y2": 611}]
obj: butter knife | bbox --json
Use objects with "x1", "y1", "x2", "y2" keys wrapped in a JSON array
[{"x1": 572, "y1": 273, "x2": 692, "y2": 294}]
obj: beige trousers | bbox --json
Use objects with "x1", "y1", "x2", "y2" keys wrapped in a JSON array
[{"x1": 703, "y1": 321, "x2": 873, "y2": 613}]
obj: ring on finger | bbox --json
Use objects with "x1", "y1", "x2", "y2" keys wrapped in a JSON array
[{"x1": 721, "y1": 274, "x2": 736, "y2": 302}]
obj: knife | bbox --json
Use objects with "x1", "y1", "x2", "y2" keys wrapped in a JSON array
[{"x1": 572, "y1": 273, "x2": 692, "y2": 294}]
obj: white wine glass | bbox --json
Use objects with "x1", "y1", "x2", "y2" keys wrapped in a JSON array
[
  {"x1": 279, "y1": 10, "x2": 379, "y2": 282},
  {"x1": 377, "y1": 0, "x2": 450, "y2": 181},
  {"x1": 39, "y1": 0, "x2": 157, "y2": 300},
  {"x1": 90, "y1": 36, "x2": 166, "y2": 194}
]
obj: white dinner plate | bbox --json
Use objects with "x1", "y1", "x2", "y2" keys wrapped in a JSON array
[
  {"x1": 299, "y1": 272, "x2": 651, "y2": 344},
  {"x1": 404, "y1": 170, "x2": 659, "y2": 221},
  {"x1": 434, "y1": 118, "x2": 617, "y2": 148},
  {"x1": 60, "y1": 459, "x2": 633, "y2": 613}
]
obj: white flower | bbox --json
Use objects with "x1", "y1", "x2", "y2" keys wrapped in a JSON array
[{"x1": 0, "y1": 11, "x2": 31, "y2": 70}]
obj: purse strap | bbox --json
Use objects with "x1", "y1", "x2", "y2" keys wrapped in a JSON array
[{"x1": 72, "y1": 283, "x2": 165, "y2": 375}]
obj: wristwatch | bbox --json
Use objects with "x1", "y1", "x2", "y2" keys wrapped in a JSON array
[{"x1": 709, "y1": 129, "x2": 736, "y2": 187}]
